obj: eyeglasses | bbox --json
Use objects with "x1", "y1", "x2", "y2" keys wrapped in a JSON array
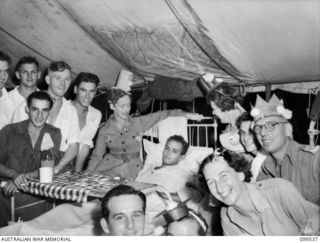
[{"x1": 253, "y1": 121, "x2": 287, "y2": 134}]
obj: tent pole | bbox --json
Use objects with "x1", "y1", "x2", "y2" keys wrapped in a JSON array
[
  {"x1": 162, "y1": 101, "x2": 168, "y2": 110},
  {"x1": 265, "y1": 83, "x2": 272, "y2": 101}
]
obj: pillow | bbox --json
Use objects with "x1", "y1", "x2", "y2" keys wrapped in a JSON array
[{"x1": 142, "y1": 139, "x2": 213, "y2": 174}]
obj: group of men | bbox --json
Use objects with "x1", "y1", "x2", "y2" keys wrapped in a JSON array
[
  {"x1": 0, "y1": 49, "x2": 319, "y2": 235},
  {"x1": 0, "y1": 51, "x2": 102, "y2": 226}
]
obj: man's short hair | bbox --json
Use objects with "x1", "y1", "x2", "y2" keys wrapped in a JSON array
[
  {"x1": 235, "y1": 112, "x2": 253, "y2": 129},
  {"x1": 26, "y1": 91, "x2": 53, "y2": 109},
  {"x1": 101, "y1": 185, "x2": 146, "y2": 222},
  {"x1": 166, "y1": 135, "x2": 189, "y2": 155},
  {"x1": 48, "y1": 61, "x2": 71, "y2": 73},
  {"x1": 73, "y1": 72, "x2": 100, "y2": 88},
  {"x1": 15, "y1": 56, "x2": 39, "y2": 72},
  {"x1": 0, "y1": 51, "x2": 11, "y2": 64}
]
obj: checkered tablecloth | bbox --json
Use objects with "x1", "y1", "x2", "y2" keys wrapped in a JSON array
[{"x1": 25, "y1": 171, "x2": 154, "y2": 203}]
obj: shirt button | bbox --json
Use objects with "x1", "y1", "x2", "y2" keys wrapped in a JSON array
[
  {"x1": 122, "y1": 141, "x2": 125, "y2": 144},
  {"x1": 120, "y1": 133, "x2": 123, "y2": 136},
  {"x1": 123, "y1": 149, "x2": 126, "y2": 153},
  {"x1": 136, "y1": 164, "x2": 139, "y2": 167}
]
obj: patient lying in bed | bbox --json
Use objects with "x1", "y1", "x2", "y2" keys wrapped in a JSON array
[
  {"x1": 136, "y1": 136, "x2": 213, "y2": 216},
  {"x1": 0, "y1": 135, "x2": 212, "y2": 236}
]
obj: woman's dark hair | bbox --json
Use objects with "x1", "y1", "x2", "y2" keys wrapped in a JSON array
[
  {"x1": 235, "y1": 112, "x2": 253, "y2": 129},
  {"x1": 200, "y1": 150, "x2": 252, "y2": 182},
  {"x1": 207, "y1": 83, "x2": 244, "y2": 112}
]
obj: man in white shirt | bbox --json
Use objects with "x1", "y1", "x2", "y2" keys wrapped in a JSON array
[
  {"x1": 13, "y1": 61, "x2": 80, "y2": 173},
  {"x1": 0, "y1": 51, "x2": 12, "y2": 129},
  {"x1": 71, "y1": 72, "x2": 102, "y2": 171},
  {"x1": 0, "y1": 56, "x2": 40, "y2": 128}
]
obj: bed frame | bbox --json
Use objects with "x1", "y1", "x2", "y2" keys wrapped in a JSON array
[{"x1": 143, "y1": 117, "x2": 218, "y2": 149}]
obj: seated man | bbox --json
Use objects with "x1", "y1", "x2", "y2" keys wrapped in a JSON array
[
  {"x1": 251, "y1": 94, "x2": 320, "y2": 205},
  {"x1": 100, "y1": 185, "x2": 146, "y2": 236},
  {"x1": 236, "y1": 112, "x2": 266, "y2": 182},
  {"x1": 0, "y1": 91, "x2": 62, "y2": 226}
]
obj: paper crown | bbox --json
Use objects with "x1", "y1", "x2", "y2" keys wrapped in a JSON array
[
  {"x1": 250, "y1": 94, "x2": 292, "y2": 121},
  {"x1": 197, "y1": 73, "x2": 225, "y2": 100}
]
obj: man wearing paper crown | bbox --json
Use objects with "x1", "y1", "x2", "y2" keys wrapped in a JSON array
[
  {"x1": 0, "y1": 91, "x2": 62, "y2": 226},
  {"x1": 251, "y1": 94, "x2": 320, "y2": 205}
]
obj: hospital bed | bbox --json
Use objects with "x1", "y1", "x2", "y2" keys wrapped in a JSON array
[{"x1": 0, "y1": 116, "x2": 217, "y2": 235}]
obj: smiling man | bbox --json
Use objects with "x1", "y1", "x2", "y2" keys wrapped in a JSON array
[
  {"x1": 0, "y1": 91, "x2": 62, "y2": 226},
  {"x1": 100, "y1": 185, "x2": 146, "y2": 236},
  {"x1": 0, "y1": 56, "x2": 40, "y2": 129},
  {"x1": 71, "y1": 72, "x2": 102, "y2": 172},
  {"x1": 250, "y1": 94, "x2": 320, "y2": 205}
]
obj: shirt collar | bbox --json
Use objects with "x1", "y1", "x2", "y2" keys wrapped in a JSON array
[
  {"x1": 0, "y1": 87, "x2": 8, "y2": 99},
  {"x1": 285, "y1": 139, "x2": 302, "y2": 164}
]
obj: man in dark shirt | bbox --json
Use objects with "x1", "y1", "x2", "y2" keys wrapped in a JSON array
[{"x1": 0, "y1": 91, "x2": 62, "y2": 226}]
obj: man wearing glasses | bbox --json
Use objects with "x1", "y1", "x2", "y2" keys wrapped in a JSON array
[{"x1": 250, "y1": 94, "x2": 319, "y2": 205}]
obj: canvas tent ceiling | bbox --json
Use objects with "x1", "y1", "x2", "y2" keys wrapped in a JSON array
[{"x1": 0, "y1": 0, "x2": 319, "y2": 94}]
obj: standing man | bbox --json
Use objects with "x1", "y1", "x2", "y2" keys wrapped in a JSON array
[
  {"x1": 0, "y1": 51, "x2": 12, "y2": 129},
  {"x1": 71, "y1": 72, "x2": 102, "y2": 172},
  {"x1": 0, "y1": 91, "x2": 62, "y2": 226},
  {"x1": 0, "y1": 56, "x2": 40, "y2": 128},
  {"x1": 13, "y1": 61, "x2": 80, "y2": 174},
  {"x1": 250, "y1": 94, "x2": 320, "y2": 205},
  {"x1": 100, "y1": 185, "x2": 146, "y2": 236}
]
